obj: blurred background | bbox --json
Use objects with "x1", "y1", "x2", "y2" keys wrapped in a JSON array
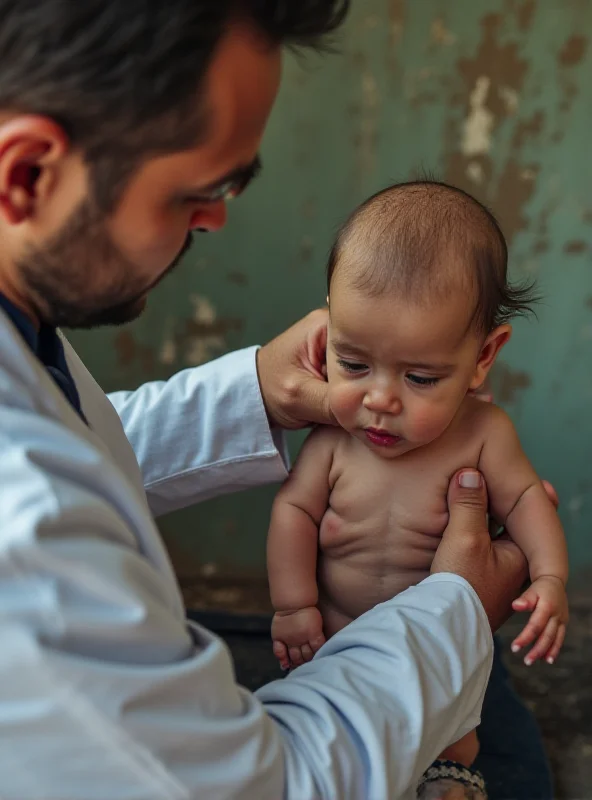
[
  {"x1": 71, "y1": 0, "x2": 592, "y2": 586},
  {"x1": 67, "y1": 2, "x2": 592, "y2": 792}
]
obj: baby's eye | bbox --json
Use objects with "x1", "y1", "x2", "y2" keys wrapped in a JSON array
[
  {"x1": 407, "y1": 373, "x2": 440, "y2": 387},
  {"x1": 337, "y1": 359, "x2": 368, "y2": 373}
]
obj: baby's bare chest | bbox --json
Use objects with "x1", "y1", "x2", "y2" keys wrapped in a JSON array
[{"x1": 319, "y1": 439, "x2": 481, "y2": 566}]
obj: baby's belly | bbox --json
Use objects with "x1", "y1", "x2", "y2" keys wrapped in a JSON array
[{"x1": 317, "y1": 541, "x2": 438, "y2": 638}]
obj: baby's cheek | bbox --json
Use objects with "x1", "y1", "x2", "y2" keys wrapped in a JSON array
[
  {"x1": 407, "y1": 402, "x2": 454, "y2": 443},
  {"x1": 328, "y1": 383, "x2": 361, "y2": 426}
]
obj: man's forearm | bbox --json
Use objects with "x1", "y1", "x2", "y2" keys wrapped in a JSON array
[
  {"x1": 260, "y1": 574, "x2": 493, "y2": 799},
  {"x1": 108, "y1": 347, "x2": 289, "y2": 516}
]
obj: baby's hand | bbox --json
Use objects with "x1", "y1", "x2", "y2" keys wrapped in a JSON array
[
  {"x1": 271, "y1": 606, "x2": 325, "y2": 671},
  {"x1": 511, "y1": 576, "x2": 568, "y2": 665}
]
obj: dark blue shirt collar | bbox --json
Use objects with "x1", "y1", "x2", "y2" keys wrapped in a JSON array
[{"x1": 0, "y1": 292, "x2": 86, "y2": 422}]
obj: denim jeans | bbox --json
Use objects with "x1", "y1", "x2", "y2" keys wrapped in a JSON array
[{"x1": 475, "y1": 637, "x2": 553, "y2": 799}]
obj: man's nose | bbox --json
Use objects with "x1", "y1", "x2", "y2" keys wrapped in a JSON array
[{"x1": 190, "y1": 201, "x2": 227, "y2": 232}]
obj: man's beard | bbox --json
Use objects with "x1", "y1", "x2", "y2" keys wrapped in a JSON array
[{"x1": 17, "y1": 196, "x2": 193, "y2": 329}]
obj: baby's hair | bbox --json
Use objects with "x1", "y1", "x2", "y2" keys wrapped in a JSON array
[{"x1": 326, "y1": 180, "x2": 538, "y2": 335}]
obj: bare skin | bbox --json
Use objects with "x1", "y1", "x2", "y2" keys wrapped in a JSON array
[{"x1": 268, "y1": 277, "x2": 568, "y2": 769}]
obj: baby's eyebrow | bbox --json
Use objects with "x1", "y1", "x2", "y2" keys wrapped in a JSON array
[{"x1": 331, "y1": 338, "x2": 367, "y2": 356}]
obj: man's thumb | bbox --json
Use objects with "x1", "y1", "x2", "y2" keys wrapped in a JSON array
[
  {"x1": 445, "y1": 469, "x2": 489, "y2": 537},
  {"x1": 300, "y1": 377, "x2": 337, "y2": 427}
]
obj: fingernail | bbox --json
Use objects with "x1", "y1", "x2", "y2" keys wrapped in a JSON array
[
  {"x1": 524, "y1": 656, "x2": 533, "y2": 666},
  {"x1": 459, "y1": 470, "x2": 482, "y2": 489},
  {"x1": 511, "y1": 643, "x2": 521, "y2": 653},
  {"x1": 547, "y1": 657, "x2": 554, "y2": 665}
]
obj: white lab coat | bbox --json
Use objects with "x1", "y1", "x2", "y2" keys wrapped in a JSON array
[{"x1": 0, "y1": 307, "x2": 492, "y2": 800}]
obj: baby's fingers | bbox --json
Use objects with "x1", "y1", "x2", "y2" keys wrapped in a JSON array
[
  {"x1": 289, "y1": 646, "x2": 305, "y2": 668},
  {"x1": 511, "y1": 601, "x2": 550, "y2": 652},
  {"x1": 512, "y1": 586, "x2": 538, "y2": 613},
  {"x1": 524, "y1": 618, "x2": 559, "y2": 665},
  {"x1": 273, "y1": 640, "x2": 290, "y2": 671},
  {"x1": 545, "y1": 624, "x2": 566, "y2": 665}
]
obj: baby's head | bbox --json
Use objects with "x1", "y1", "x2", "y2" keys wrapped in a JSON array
[{"x1": 325, "y1": 180, "x2": 536, "y2": 457}]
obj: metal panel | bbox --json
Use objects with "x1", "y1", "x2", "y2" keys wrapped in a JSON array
[{"x1": 69, "y1": 0, "x2": 592, "y2": 577}]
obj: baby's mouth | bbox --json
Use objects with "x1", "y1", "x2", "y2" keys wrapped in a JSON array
[{"x1": 364, "y1": 428, "x2": 403, "y2": 447}]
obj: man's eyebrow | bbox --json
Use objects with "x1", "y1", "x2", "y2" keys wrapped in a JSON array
[{"x1": 188, "y1": 155, "x2": 262, "y2": 195}]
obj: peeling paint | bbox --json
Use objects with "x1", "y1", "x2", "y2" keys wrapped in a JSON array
[
  {"x1": 461, "y1": 76, "x2": 494, "y2": 157},
  {"x1": 499, "y1": 86, "x2": 519, "y2": 115},
  {"x1": 430, "y1": 18, "x2": 456, "y2": 47},
  {"x1": 174, "y1": 295, "x2": 244, "y2": 367},
  {"x1": 466, "y1": 161, "x2": 485, "y2": 185}
]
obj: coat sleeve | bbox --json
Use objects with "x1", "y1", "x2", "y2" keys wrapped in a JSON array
[
  {"x1": 0, "y1": 399, "x2": 491, "y2": 799},
  {"x1": 108, "y1": 346, "x2": 290, "y2": 516}
]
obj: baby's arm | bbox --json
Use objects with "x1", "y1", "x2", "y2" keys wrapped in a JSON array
[
  {"x1": 267, "y1": 427, "x2": 336, "y2": 670},
  {"x1": 479, "y1": 406, "x2": 568, "y2": 665}
]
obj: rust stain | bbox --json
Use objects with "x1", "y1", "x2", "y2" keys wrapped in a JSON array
[
  {"x1": 511, "y1": 111, "x2": 545, "y2": 150},
  {"x1": 533, "y1": 240, "x2": 549, "y2": 255},
  {"x1": 516, "y1": 0, "x2": 536, "y2": 31},
  {"x1": 494, "y1": 159, "x2": 538, "y2": 245},
  {"x1": 114, "y1": 330, "x2": 156, "y2": 375},
  {"x1": 301, "y1": 197, "x2": 318, "y2": 221},
  {"x1": 496, "y1": 363, "x2": 532, "y2": 405},
  {"x1": 227, "y1": 271, "x2": 248, "y2": 287},
  {"x1": 558, "y1": 35, "x2": 588, "y2": 68},
  {"x1": 456, "y1": 14, "x2": 528, "y2": 120},
  {"x1": 300, "y1": 235, "x2": 314, "y2": 264},
  {"x1": 584, "y1": 211, "x2": 592, "y2": 225},
  {"x1": 443, "y1": 13, "x2": 537, "y2": 245},
  {"x1": 564, "y1": 240, "x2": 588, "y2": 255},
  {"x1": 586, "y1": 296, "x2": 592, "y2": 310},
  {"x1": 115, "y1": 330, "x2": 136, "y2": 368}
]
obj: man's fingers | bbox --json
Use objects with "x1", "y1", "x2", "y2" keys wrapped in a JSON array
[
  {"x1": 445, "y1": 470, "x2": 489, "y2": 535},
  {"x1": 304, "y1": 310, "x2": 329, "y2": 379},
  {"x1": 297, "y1": 375, "x2": 336, "y2": 427},
  {"x1": 542, "y1": 480, "x2": 559, "y2": 509},
  {"x1": 432, "y1": 470, "x2": 489, "y2": 577}
]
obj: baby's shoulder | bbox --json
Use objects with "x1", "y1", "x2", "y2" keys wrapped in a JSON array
[
  {"x1": 300, "y1": 424, "x2": 350, "y2": 455},
  {"x1": 461, "y1": 396, "x2": 515, "y2": 439}
]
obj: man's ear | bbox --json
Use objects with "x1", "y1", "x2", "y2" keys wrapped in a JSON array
[
  {"x1": 0, "y1": 115, "x2": 68, "y2": 225},
  {"x1": 469, "y1": 324, "x2": 512, "y2": 390}
]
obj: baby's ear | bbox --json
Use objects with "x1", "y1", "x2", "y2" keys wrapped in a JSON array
[{"x1": 469, "y1": 324, "x2": 512, "y2": 390}]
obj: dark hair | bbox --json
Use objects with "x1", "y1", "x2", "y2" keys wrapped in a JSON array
[
  {"x1": 327, "y1": 180, "x2": 538, "y2": 334},
  {"x1": 0, "y1": 0, "x2": 349, "y2": 209}
]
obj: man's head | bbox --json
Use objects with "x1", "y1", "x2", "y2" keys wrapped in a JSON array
[
  {"x1": 0, "y1": 0, "x2": 349, "y2": 328},
  {"x1": 325, "y1": 181, "x2": 537, "y2": 458}
]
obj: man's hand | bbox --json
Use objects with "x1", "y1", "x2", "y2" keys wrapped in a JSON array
[
  {"x1": 256, "y1": 309, "x2": 336, "y2": 429},
  {"x1": 431, "y1": 470, "x2": 528, "y2": 632}
]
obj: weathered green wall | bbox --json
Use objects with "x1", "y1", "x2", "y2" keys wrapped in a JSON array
[{"x1": 70, "y1": 0, "x2": 592, "y2": 579}]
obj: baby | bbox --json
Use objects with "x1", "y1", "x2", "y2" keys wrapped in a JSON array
[{"x1": 267, "y1": 181, "x2": 568, "y2": 784}]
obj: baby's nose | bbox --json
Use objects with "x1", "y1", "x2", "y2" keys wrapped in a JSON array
[{"x1": 364, "y1": 387, "x2": 402, "y2": 415}]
